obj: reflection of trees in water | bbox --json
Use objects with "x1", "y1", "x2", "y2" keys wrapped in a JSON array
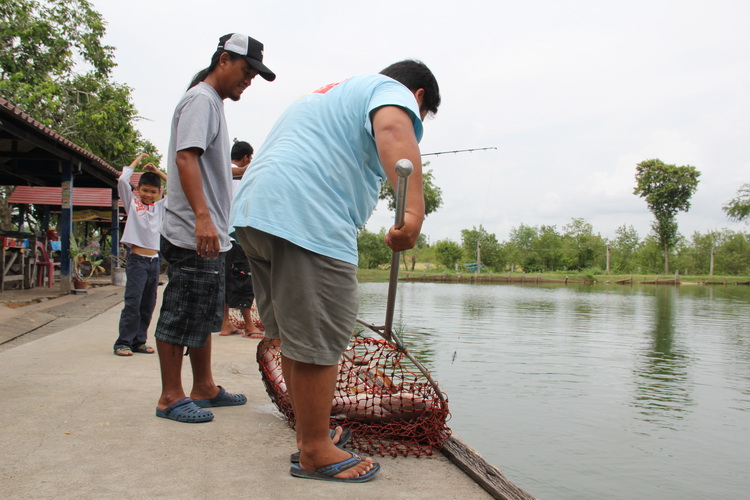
[
  {"x1": 353, "y1": 312, "x2": 438, "y2": 369},
  {"x1": 632, "y1": 287, "x2": 694, "y2": 427},
  {"x1": 705, "y1": 287, "x2": 750, "y2": 402},
  {"x1": 461, "y1": 290, "x2": 495, "y2": 319},
  {"x1": 391, "y1": 302, "x2": 438, "y2": 368}
]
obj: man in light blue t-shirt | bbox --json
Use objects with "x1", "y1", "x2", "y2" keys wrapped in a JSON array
[{"x1": 231, "y1": 60, "x2": 440, "y2": 483}]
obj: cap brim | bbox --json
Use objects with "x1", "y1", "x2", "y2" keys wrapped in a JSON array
[{"x1": 245, "y1": 57, "x2": 276, "y2": 81}]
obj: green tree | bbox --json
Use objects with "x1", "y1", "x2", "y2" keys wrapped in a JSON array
[
  {"x1": 0, "y1": 0, "x2": 156, "y2": 229},
  {"x1": 561, "y1": 218, "x2": 606, "y2": 271},
  {"x1": 681, "y1": 230, "x2": 719, "y2": 275},
  {"x1": 460, "y1": 224, "x2": 503, "y2": 271},
  {"x1": 611, "y1": 224, "x2": 640, "y2": 273},
  {"x1": 357, "y1": 228, "x2": 391, "y2": 269},
  {"x1": 508, "y1": 224, "x2": 541, "y2": 272},
  {"x1": 714, "y1": 231, "x2": 750, "y2": 275},
  {"x1": 634, "y1": 158, "x2": 701, "y2": 273},
  {"x1": 379, "y1": 162, "x2": 443, "y2": 216},
  {"x1": 634, "y1": 234, "x2": 664, "y2": 274},
  {"x1": 434, "y1": 239, "x2": 463, "y2": 270},
  {"x1": 536, "y1": 225, "x2": 564, "y2": 271},
  {"x1": 723, "y1": 183, "x2": 750, "y2": 222},
  {"x1": 0, "y1": 0, "x2": 154, "y2": 166}
]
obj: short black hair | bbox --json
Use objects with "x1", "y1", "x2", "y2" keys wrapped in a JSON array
[
  {"x1": 380, "y1": 60, "x2": 441, "y2": 116},
  {"x1": 138, "y1": 172, "x2": 162, "y2": 189},
  {"x1": 231, "y1": 140, "x2": 254, "y2": 161}
]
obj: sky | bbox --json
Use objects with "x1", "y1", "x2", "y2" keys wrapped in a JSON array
[{"x1": 91, "y1": 0, "x2": 750, "y2": 244}]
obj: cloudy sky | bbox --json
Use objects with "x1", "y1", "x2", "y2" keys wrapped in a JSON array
[{"x1": 91, "y1": 0, "x2": 749, "y2": 244}]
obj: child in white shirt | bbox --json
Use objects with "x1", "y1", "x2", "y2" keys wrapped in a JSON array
[{"x1": 114, "y1": 153, "x2": 166, "y2": 356}]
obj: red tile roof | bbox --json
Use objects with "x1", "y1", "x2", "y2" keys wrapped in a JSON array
[{"x1": 8, "y1": 185, "x2": 126, "y2": 207}]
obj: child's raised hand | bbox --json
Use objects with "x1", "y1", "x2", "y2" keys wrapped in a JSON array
[
  {"x1": 130, "y1": 152, "x2": 149, "y2": 168},
  {"x1": 143, "y1": 163, "x2": 158, "y2": 173}
]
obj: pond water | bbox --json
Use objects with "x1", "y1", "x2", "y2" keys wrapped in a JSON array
[{"x1": 356, "y1": 281, "x2": 750, "y2": 500}]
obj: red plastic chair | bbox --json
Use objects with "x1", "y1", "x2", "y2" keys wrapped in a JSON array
[{"x1": 35, "y1": 241, "x2": 59, "y2": 288}]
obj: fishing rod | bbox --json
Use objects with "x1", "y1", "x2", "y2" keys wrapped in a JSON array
[{"x1": 421, "y1": 146, "x2": 497, "y2": 157}]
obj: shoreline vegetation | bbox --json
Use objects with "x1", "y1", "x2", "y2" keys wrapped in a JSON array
[{"x1": 357, "y1": 268, "x2": 750, "y2": 286}]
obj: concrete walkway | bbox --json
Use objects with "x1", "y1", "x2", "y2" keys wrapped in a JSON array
[{"x1": 0, "y1": 284, "x2": 491, "y2": 499}]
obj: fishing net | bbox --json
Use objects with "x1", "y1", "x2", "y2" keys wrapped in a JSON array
[
  {"x1": 256, "y1": 335, "x2": 451, "y2": 457},
  {"x1": 228, "y1": 302, "x2": 264, "y2": 336}
]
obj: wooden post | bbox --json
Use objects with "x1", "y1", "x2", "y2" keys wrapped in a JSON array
[
  {"x1": 606, "y1": 245, "x2": 610, "y2": 275},
  {"x1": 709, "y1": 246, "x2": 715, "y2": 277},
  {"x1": 17, "y1": 205, "x2": 26, "y2": 232},
  {"x1": 442, "y1": 436, "x2": 536, "y2": 500},
  {"x1": 111, "y1": 188, "x2": 120, "y2": 282},
  {"x1": 476, "y1": 239, "x2": 481, "y2": 279},
  {"x1": 59, "y1": 161, "x2": 73, "y2": 293}
]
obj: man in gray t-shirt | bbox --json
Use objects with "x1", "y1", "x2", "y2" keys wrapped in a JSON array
[
  {"x1": 153, "y1": 33, "x2": 275, "y2": 425},
  {"x1": 161, "y1": 83, "x2": 232, "y2": 252}
]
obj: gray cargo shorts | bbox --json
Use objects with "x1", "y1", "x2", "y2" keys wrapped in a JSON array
[{"x1": 234, "y1": 227, "x2": 358, "y2": 365}]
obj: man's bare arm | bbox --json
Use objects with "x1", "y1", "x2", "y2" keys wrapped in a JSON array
[
  {"x1": 175, "y1": 148, "x2": 220, "y2": 259},
  {"x1": 231, "y1": 165, "x2": 248, "y2": 179},
  {"x1": 372, "y1": 105, "x2": 424, "y2": 252}
]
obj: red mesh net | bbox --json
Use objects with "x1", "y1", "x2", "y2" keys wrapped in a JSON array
[
  {"x1": 256, "y1": 335, "x2": 451, "y2": 457},
  {"x1": 228, "y1": 302, "x2": 265, "y2": 337}
]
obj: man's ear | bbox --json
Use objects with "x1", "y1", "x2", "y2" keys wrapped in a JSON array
[
  {"x1": 413, "y1": 88, "x2": 425, "y2": 112},
  {"x1": 218, "y1": 51, "x2": 232, "y2": 67}
]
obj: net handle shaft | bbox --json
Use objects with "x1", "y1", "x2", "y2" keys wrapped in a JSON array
[{"x1": 383, "y1": 159, "x2": 413, "y2": 343}]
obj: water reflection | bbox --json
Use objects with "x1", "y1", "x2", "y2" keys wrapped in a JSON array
[
  {"x1": 460, "y1": 290, "x2": 495, "y2": 319},
  {"x1": 356, "y1": 281, "x2": 750, "y2": 499},
  {"x1": 632, "y1": 287, "x2": 694, "y2": 427}
]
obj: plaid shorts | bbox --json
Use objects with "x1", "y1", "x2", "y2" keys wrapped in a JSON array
[{"x1": 154, "y1": 237, "x2": 225, "y2": 348}]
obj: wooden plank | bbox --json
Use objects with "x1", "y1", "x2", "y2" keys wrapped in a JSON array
[{"x1": 441, "y1": 436, "x2": 536, "y2": 500}]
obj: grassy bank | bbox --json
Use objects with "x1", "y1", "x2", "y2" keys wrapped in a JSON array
[{"x1": 357, "y1": 268, "x2": 750, "y2": 284}]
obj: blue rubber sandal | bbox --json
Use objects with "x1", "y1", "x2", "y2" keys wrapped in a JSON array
[
  {"x1": 193, "y1": 386, "x2": 247, "y2": 408},
  {"x1": 155, "y1": 397, "x2": 214, "y2": 423},
  {"x1": 290, "y1": 427, "x2": 352, "y2": 463},
  {"x1": 289, "y1": 453, "x2": 380, "y2": 483}
]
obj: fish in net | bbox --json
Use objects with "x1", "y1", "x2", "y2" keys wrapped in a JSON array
[{"x1": 256, "y1": 334, "x2": 451, "y2": 457}]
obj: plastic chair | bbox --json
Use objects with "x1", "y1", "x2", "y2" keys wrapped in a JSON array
[{"x1": 35, "y1": 241, "x2": 59, "y2": 288}]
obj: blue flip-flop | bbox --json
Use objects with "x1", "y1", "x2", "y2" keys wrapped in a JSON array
[
  {"x1": 289, "y1": 453, "x2": 380, "y2": 483},
  {"x1": 193, "y1": 386, "x2": 247, "y2": 408},
  {"x1": 155, "y1": 397, "x2": 214, "y2": 423},
  {"x1": 290, "y1": 428, "x2": 352, "y2": 463}
]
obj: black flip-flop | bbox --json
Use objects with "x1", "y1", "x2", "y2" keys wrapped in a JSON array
[
  {"x1": 290, "y1": 427, "x2": 352, "y2": 463},
  {"x1": 289, "y1": 453, "x2": 380, "y2": 483}
]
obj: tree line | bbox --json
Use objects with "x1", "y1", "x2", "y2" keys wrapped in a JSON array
[
  {"x1": 365, "y1": 157, "x2": 750, "y2": 276},
  {"x1": 358, "y1": 221, "x2": 750, "y2": 276}
]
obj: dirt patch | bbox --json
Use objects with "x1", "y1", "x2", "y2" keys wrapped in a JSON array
[
  {"x1": 2, "y1": 294, "x2": 66, "y2": 309},
  {"x1": 4, "y1": 300, "x2": 42, "y2": 308}
]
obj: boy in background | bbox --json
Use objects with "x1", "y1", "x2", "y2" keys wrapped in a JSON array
[
  {"x1": 218, "y1": 140, "x2": 263, "y2": 338},
  {"x1": 113, "y1": 152, "x2": 166, "y2": 357}
]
